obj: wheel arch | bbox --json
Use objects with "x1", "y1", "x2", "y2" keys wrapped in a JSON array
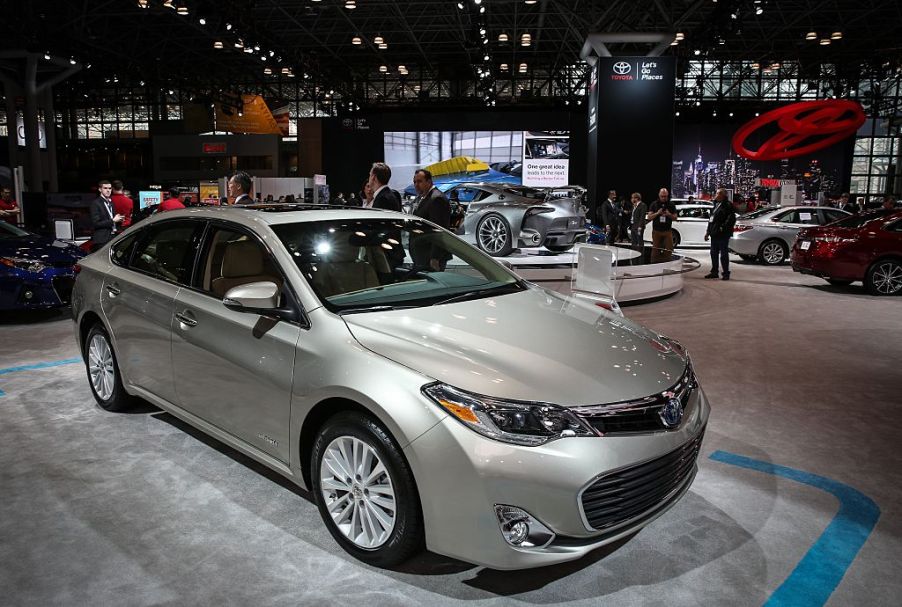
[{"x1": 78, "y1": 311, "x2": 105, "y2": 357}]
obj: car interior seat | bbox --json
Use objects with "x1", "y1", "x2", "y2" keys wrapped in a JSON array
[
  {"x1": 211, "y1": 240, "x2": 281, "y2": 298},
  {"x1": 311, "y1": 238, "x2": 380, "y2": 298}
]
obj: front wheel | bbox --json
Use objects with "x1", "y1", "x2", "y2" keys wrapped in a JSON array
[
  {"x1": 84, "y1": 323, "x2": 132, "y2": 411},
  {"x1": 311, "y1": 412, "x2": 423, "y2": 568},
  {"x1": 865, "y1": 259, "x2": 902, "y2": 296},
  {"x1": 671, "y1": 229, "x2": 682, "y2": 248},
  {"x1": 476, "y1": 213, "x2": 513, "y2": 256},
  {"x1": 758, "y1": 239, "x2": 787, "y2": 265}
]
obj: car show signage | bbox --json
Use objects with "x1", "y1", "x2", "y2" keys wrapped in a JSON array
[
  {"x1": 522, "y1": 132, "x2": 570, "y2": 187},
  {"x1": 731, "y1": 100, "x2": 866, "y2": 161}
]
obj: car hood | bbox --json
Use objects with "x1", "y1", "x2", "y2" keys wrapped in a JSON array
[
  {"x1": 0, "y1": 235, "x2": 83, "y2": 263},
  {"x1": 342, "y1": 288, "x2": 687, "y2": 406}
]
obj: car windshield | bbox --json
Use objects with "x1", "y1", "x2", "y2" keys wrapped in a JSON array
[
  {"x1": 829, "y1": 211, "x2": 889, "y2": 229},
  {"x1": 272, "y1": 218, "x2": 525, "y2": 313},
  {"x1": 0, "y1": 222, "x2": 31, "y2": 239}
]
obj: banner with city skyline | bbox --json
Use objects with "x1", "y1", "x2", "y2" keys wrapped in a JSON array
[{"x1": 672, "y1": 122, "x2": 853, "y2": 201}]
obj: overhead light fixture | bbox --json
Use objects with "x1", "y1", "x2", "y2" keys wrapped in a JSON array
[
  {"x1": 525, "y1": 0, "x2": 537, "y2": 4},
  {"x1": 69, "y1": 57, "x2": 77, "y2": 65},
  {"x1": 379, "y1": 65, "x2": 388, "y2": 73},
  {"x1": 162, "y1": 0, "x2": 174, "y2": 8},
  {"x1": 519, "y1": 62, "x2": 527, "y2": 73},
  {"x1": 177, "y1": 6, "x2": 188, "y2": 15},
  {"x1": 498, "y1": 33, "x2": 509, "y2": 42},
  {"x1": 253, "y1": 44, "x2": 260, "y2": 51},
  {"x1": 378, "y1": 43, "x2": 388, "y2": 50},
  {"x1": 43, "y1": 52, "x2": 51, "y2": 60},
  {"x1": 398, "y1": 64, "x2": 406, "y2": 71},
  {"x1": 474, "y1": 0, "x2": 482, "y2": 5},
  {"x1": 820, "y1": 38, "x2": 831, "y2": 45},
  {"x1": 671, "y1": 39, "x2": 679, "y2": 46},
  {"x1": 226, "y1": 23, "x2": 233, "y2": 30},
  {"x1": 374, "y1": 35, "x2": 384, "y2": 45},
  {"x1": 235, "y1": 39, "x2": 244, "y2": 49},
  {"x1": 805, "y1": 31, "x2": 817, "y2": 40},
  {"x1": 137, "y1": 0, "x2": 148, "y2": 8},
  {"x1": 264, "y1": 67, "x2": 272, "y2": 75},
  {"x1": 457, "y1": 2, "x2": 464, "y2": 9},
  {"x1": 213, "y1": 40, "x2": 223, "y2": 49},
  {"x1": 483, "y1": 54, "x2": 490, "y2": 61},
  {"x1": 199, "y1": 17, "x2": 206, "y2": 25},
  {"x1": 287, "y1": 70, "x2": 295, "y2": 77},
  {"x1": 352, "y1": 36, "x2": 362, "y2": 45},
  {"x1": 756, "y1": 7, "x2": 763, "y2": 15},
  {"x1": 500, "y1": 63, "x2": 509, "y2": 71},
  {"x1": 751, "y1": 62, "x2": 759, "y2": 69},
  {"x1": 243, "y1": 47, "x2": 254, "y2": 54},
  {"x1": 675, "y1": 32, "x2": 685, "y2": 41},
  {"x1": 281, "y1": 67, "x2": 290, "y2": 74},
  {"x1": 345, "y1": 0, "x2": 356, "y2": 8},
  {"x1": 831, "y1": 31, "x2": 842, "y2": 40},
  {"x1": 693, "y1": 49, "x2": 701, "y2": 56}
]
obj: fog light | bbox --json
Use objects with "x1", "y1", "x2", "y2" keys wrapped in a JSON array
[
  {"x1": 494, "y1": 504, "x2": 555, "y2": 548},
  {"x1": 24, "y1": 290, "x2": 34, "y2": 299}
]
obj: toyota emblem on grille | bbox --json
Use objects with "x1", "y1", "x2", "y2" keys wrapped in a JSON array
[
  {"x1": 613, "y1": 61, "x2": 631, "y2": 75},
  {"x1": 660, "y1": 397, "x2": 683, "y2": 428}
]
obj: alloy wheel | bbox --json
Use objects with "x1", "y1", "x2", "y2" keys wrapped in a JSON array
[
  {"x1": 478, "y1": 216, "x2": 509, "y2": 254},
  {"x1": 88, "y1": 334, "x2": 115, "y2": 401},
  {"x1": 320, "y1": 436, "x2": 396, "y2": 549},
  {"x1": 872, "y1": 261, "x2": 902, "y2": 295},
  {"x1": 762, "y1": 241, "x2": 785, "y2": 264}
]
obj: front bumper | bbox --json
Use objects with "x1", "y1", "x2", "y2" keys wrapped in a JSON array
[
  {"x1": 0, "y1": 269, "x2": 76, "y2": 310},
  {"x1": 404, "y1": 385, "x2": 710, "y2": 569}
]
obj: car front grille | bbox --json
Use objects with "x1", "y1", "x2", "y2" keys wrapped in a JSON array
[
  {"x1": 579, "y1": 429, "x2": 705, "y2": 531},
  {"x1": 571, "y1": 364, "x2": 695, "y2": 435},
  {"x1": 52, "y1": 276, "x2": 75, "y2": 304}
]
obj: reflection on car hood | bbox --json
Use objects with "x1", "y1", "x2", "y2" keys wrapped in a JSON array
[
  {"x1": 342, "y1": 288, "x2": 687, "y2": 405},
  {"x1": 0, "y1": 235, "x2": 83, "y2": 264}
]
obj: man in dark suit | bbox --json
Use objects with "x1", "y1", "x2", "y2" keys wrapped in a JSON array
[
  {"x1": 601, "y1": 189, "x2": 620, "y2": 243},
  {"x1": 229, "y1": 171, "x2": 254, "y2": 205},
  {"x1": 90, "y1": 179, "x2": 123, "y2": 252},
  {"x1": 368, "y1": 162, "x2": 401, "y2": 211},
  {"x1": 411, "y1": 169, "x2": 452, "y2": 271}
]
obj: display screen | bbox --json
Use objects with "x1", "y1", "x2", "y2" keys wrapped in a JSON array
[{"x1": 138, "y1": 191, "x2": 162, "y2": 209}]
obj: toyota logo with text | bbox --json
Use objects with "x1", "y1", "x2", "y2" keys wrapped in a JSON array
[{"x1": 613, "y1": 62, "x2": 631, "y2": 75}]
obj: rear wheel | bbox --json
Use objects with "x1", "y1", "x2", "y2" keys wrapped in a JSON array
[
  {"x1": 84, "y1": 323, "x2": 132, "y2": 411},
  {"x1": 311, "y1": 412, "x2": 423, "y2": 568},
  {"x1": 826, "y1": 278, "x2": 853, "y2": 287},
  {"x1": 865, "y1": 259, "x2": 902, "y2": 296},
  {"x1": 476, "y1": 213, "x2": 513, "y2": 257},
  {"x1": 758, "y1": 239, "x2": 787, "y2": 265}
]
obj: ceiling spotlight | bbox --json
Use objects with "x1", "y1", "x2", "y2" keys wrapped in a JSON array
[
  {"x1": 168, "y1": 89, "x2": 174, "y2": 95},
  {"x1": 287, "y1": 70, "x2": 296, "y2": 77},
  {"x1": 483, "y1": 54, "x2": 490, "y2": 61},
  {"x1": 729, "y1": 112, "x2": 734, "y2": 117},
  {"x1": 498, "y1": 33, "x2": 509, "y2": 42},
  {"x1": 831, "y1": 31, "x2": 842, "y2": 40},
  {"x1": 243, "y1": 47, "x2": 254, "y2": 54},
  {"x1": 43, "y1": 52, "x2": 51, "y2": 60},
  {"x1": 693, "y1": 49, "x2": 701, "y2": 56},
  {"x1": 398, "y1": 64, "x2": 406, "y2": 71},
  {"x1": 500, "y1": 63, "x2": 509, "y2": 71},
  {"x1": 199, "y1": 17, "x2": 206, "y2": 25},
  {"x1": 139, "y1": 80, "x2": 145, "y2": 86},
  {"x1": 751, "y1": 62, "x2": 759, "y2": 69},
  {"x1": 282, "y1": 67, "x2": 290, "y2": 74},
  {"x1": 213, "y1": 40, "x2": 223, "y2": 49},
  {"x1": 820, "y1": 38, "x2": 831, "y2": 45},
  {"x1": 755, "y1": 7, "x2": 763, "y2": 15},
  {"x1": 137, "y1": 0, "x2": 148, "y2": 8},
  {"x1": 379, "y1": 65, "x2": 388, "y2": 73},
  {"x1": 260, "y1": 55, "x2": 267, "y2": 61},
  {"x1": 378, "y1": 43, "x2": 388, "y2": 50},
  {"x1": 177, "y1": 6, "x2": 188, "y2": 15},
  {"x1": 525, "y1": 0, "x2": 537, "y2": 4},
  {"x1": 519, "y1": 63, "x2": 527, "y2": 73},
  {"x1": 253, "y1": 44, "x2": 260, "y2": 51},
  {"x1": 352, "y1": 36, "x2": 362, "y2": 45},
  {"x1": 345, "y1": 0, "x2": 356, "y2": 8},
  {"x1": 374, "y1": 35, "x2": 384, "y2": 45},
  {"x1": 479, "y1": 28, "x2": 486, "y2": 36},
  {"x1": 457, "y1": 2, "x2": 464, "y2": 8},
  {"x1": 675, "y1": 32, "x2": 685, "y2": 41},
  {"x1": 675, "y1": 111, "x2": 680, "y2": 116},
  {"x1": 69, "y1": 57, "x2": 77, "y2": 65},
  {"x1": 671, "y1": 40, "x2": 679, "y2": 46},
  {"x1": 805, "y1": 31, "x2": 817, "y2": 40},
  {"x1": 235, "y1": 39, "x2": 244, "y2": 49},
  {"x1": 474, "y1": 0, "x2": 482, "y2": 5},
  {"x1": 226, "y1": 22, "x2": 232, "y2": 30},
  {"x1": 162, "y1": 0, "x2": 174, "y2": 8}
]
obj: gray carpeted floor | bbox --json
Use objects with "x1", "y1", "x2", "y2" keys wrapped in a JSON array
[{"x1": 1, "y1": 254, "x2": 900, "y2": 606}]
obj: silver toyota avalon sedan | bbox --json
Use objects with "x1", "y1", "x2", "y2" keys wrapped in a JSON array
[{"x1": 71, "y1": 205, "x2": 709, "y2": 570}]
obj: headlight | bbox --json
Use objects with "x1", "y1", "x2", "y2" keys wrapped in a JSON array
[
  {"x1": 422, "y1": 383, "x2": 596, "y2": 446},
  {"x1": 0, "y1": 257, "x2": 47, "y2": 273}
]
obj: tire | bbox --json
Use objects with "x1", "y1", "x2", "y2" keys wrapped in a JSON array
[
  {"x1": 84, "y1": 323, "x2": 132, "y2": 412},
  {"x1": 758, "y1": 239, "x2": 787, "y2": 265},
  {"x1": 311, "y1": 412, "x2": 423, "y2": 568},
  {"x1": 671, "y1": 229, "x2": 681, "y2": 248},
  {"x1": 475, "y1": 213, "x2": 514, "y2": 257},
  {"x1": 739, "y1": 254, "x2": 756, "y2": 262},
  {"x1": 826, "y1": 278, "x2": 853, "y2": 287},
  {"x1": 544, "y1": 244, "x2": 574, "y2": 253},
  {"x1": 865, "y1": 258, "x2": 902, "y2": 296}
]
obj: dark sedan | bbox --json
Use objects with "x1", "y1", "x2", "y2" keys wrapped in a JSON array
[
  {"x1": 0, "y1": 222, "x2": 85, "y2": 310},
  {"x1": 791, "y1": 210, "x2": 902, "y2": 295}
]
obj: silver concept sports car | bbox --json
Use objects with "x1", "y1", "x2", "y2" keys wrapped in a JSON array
[
  {"x1": 445, "y1": 183, "x2": 586, "y2": 256},
  {"x1": 72, "y1": 205, "x2": 708, "y2": 570}
]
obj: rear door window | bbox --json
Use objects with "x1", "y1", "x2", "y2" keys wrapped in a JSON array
[{"x1": 130, "y1": 220, "x2": 205, "y2": 285}]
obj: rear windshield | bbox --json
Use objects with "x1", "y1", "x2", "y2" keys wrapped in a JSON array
[{"x1": 830, "y1": 211, "x2": 889, "y2": 229}]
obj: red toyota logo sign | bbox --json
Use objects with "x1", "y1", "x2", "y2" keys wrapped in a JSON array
[{"x1": 731, "y1": 100, "x2": 866, "y2": 161}]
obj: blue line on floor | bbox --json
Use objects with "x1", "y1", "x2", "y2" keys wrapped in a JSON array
[
  {"x1": 0, "y1": 357, "x2": 82, "y2": 396},
  {"x1": 709, "y1": 450, "x2": 880, "y2": 607}
]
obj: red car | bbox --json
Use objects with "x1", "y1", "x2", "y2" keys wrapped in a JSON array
[{"x1": 791, "y1": 210, "x2": 902, "y2": 295}]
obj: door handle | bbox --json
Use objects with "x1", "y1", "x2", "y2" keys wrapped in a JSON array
[
  {"x1": 175, "y1": 312, "x2": 198, "y2": 327},
  {"x1": 105, "y1": 283, "x2": 121, "y2": 297}
]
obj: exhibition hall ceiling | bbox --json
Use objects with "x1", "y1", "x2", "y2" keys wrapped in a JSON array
[{"x1": 2, "y1": 0, "x2": 900, "y2": 104}]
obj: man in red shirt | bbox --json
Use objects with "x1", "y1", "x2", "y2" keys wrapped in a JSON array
[
  {"x1": 110, "y1": 180, "x2": 134, "y2": 227},
  {"x1": 159, "y1": 188, "x2": 186, "y2": 212},
  {"x1": 0, "y1": 186, "x2": 19, "y2": 224}
]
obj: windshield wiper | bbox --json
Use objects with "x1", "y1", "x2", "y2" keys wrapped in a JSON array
[
  {"x1": 431, "y1": 283, "x2": 523, "y2": 306},
  {"x1": 337, "y1": 304, "x2": 418, "y2": 315}
]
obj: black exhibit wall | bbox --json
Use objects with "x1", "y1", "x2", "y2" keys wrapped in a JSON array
[
  {"x1": 322, "y1": 109, "x2": 586, "y2": 197},
  {"x1": 587, "y1": 57, "x2": 675, "y2": 207}
]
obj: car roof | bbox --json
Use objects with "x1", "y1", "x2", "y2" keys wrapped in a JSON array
[{"x1": 138, "y1": 204, "x2": 411, "y2": 228}]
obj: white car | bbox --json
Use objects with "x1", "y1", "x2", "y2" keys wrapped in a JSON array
[{"x1": 643, "y1": 203, "x2": 714, "y2": 248}]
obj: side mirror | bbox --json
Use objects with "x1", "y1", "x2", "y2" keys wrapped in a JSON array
[{"x1": 223, "y1": 281, "x2": 297, "y2": 321}]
